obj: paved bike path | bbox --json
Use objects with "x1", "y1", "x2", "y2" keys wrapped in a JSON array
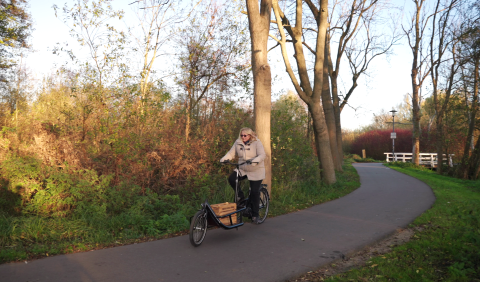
[{"x1": 0, "y1": 163, "x2": 435, "y2": 282}]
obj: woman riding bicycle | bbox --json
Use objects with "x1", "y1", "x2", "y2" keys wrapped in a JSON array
[{"x1": 220, "y1": 127, "x2": 266, "y2": 224}]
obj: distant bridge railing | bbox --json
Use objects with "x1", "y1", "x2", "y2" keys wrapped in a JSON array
[{"x1": 384, "y1": 153, "x2": 454, "y2": 167}]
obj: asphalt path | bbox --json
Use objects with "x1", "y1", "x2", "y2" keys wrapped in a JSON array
[{"x1": 0, "y1": 163, "x2": 435, "y2": 282}]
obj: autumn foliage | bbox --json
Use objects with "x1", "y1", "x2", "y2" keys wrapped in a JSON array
[{"x1": 349, "y1": 127, "x2": 467, "y2": 161}]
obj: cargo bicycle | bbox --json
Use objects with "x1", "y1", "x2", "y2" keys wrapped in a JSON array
[{"x1": 189, "y1": 160, "x2": 270, "y2": 247}]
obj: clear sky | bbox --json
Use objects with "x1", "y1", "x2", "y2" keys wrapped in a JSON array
[{"x1": 24, "y1": 0, "x2": 413, "y2": 131}]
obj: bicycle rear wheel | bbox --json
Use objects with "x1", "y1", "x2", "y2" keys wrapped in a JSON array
[
  {"x1": 189, "y1": 210, "x2": 207, "y2": 247},
  {"x1": 257, "y1": 187, "x2": 269, "y2": 224}
]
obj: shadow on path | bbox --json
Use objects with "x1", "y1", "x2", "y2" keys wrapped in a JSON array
[{"x1": 0, "y1": 163, "x2": 435, "y2": 282}]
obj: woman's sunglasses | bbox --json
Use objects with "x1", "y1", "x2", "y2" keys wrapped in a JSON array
[{"x1": 240, "y1": 134, "x2": 249, "y2": 137}]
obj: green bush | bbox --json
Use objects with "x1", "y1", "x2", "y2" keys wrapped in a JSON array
[
  {"x1": 29, "y1": 169, "x2": 112, "y2": 217},
  {"x1": 354, "y1": 157, "x2": 377, "y2": 163},
  {"x1": 0, "y1": 154, "x2": 114, "y2": 217},
  {"x1": 141, "y1": 212, "x2": 189, "y2": 236},
  {"x1": 0, "y1": 154, "x2": 188, "y2": 221},
  {"x1": 271, "y1": 93, "x2": 318, "y2": 182},
  {"x1": 0, "y1": 155, "x2": 42, "y2": 205}
]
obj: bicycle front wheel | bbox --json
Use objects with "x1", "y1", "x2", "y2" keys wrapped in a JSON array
[
  {"x1": 189, "y1": 210, "x2": 207, "y2": 247},
  {"x1": 257, "y1": 187, "x2": 270, "y2": 224}
]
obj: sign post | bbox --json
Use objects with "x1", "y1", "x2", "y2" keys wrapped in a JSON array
[{"x1": 390, "y1": 109, "x2": 397, "y2": 161}]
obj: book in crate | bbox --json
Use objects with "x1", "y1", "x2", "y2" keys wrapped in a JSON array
[{"x1": 211, "y1": 202, "x2": 237, "y2": 225}]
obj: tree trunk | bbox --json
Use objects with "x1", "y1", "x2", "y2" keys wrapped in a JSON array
[
  {"x1": 327, "y1": 39, "x2": 344, "y2": 166},
  {"x1": 333, "y1": 93, "x2": 344, "y2": 165},
  {"x1": 435, "y1": 116, "x2": 444, "y2": 174},
  {"x1": 309, "y1": 100, "x2": 336, "y2": 184},
  {"x1": 458, "y1": 59, "x2": 479, "y2": 178},
  {"x1": 186, "y1": 103, "x2": 191, "y2": 142},
  {"x1": 459, "y1": 108, "x2": 477, "y2": 178},
  {"x1": 311, "y1": 0, "x2": 336, "y2": 184},
  {"x1": 410, "y1": 0, "x2": 425, "y2": 166},
  {"x1": 307, "y1": 111, "x2": 312, "y2": 140},
  {"x1": 253, "y1": 64, "x2": 272, "y2": 193},
  {"x1": 321, "y1": 51, "x2": 342, "y2": 171},
  {"x1": 140, "y1": 69, "x2": 150, "y2": 115},
  {"x1": 469, "y1": 135, "x2": 480, "y2": 179},
  {"x1": 464, "y1": 58, "x2": 480, "y2": 179},
  {"x1": 246, "y1": 0, "x2": 272, "y2": 194},
  {"x1": 411, "y1": 72, "x2": 421, "y2": 165}
]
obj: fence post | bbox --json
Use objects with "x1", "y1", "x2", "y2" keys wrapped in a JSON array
[{"x1": 362, "y1": 149, "x2": 366, "y2": 159}]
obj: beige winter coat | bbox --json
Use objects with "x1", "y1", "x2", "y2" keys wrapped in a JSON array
[{"x1": 220, "y1": 138, "x2": 266, "y2": 181}]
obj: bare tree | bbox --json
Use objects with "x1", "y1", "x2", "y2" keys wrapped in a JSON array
[
  {"x1": 54, "y1": 0, "x2": 131, "y2": 142},
  {"x1": 129, "y1": 0, "x2": 201, "y2": 114},
  {"x1": 429, "y1": 0, "x2": 460, "y2": 175},
  {"x1": 457, "y1": 2, "x2": 480, "y2": 178},
  {"x1": 271, "y1": 0, "x2": 336, "y2": 184},
  {"x1": 55, "y1": 0, "x2": 127, "y2": 88},
  {"x1": 466, "y1": 57, "x2": 480, "y2": 178},
  {"x1": 0, "y1": 57, "x2": 32, "y2": 129},
  {"x1": 176, "y1": 2, "x2": 250, "y2": 141},
  {"x1": 326, "y1": 0, "x2": 399, "y2": 167},
  {"x1": 403, "y1": 0, "x2": 440, "y2": 165}
]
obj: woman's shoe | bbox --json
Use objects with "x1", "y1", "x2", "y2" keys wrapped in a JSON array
[{"x1": 251, "y1": 217, "x2": 260, "y2": 224}]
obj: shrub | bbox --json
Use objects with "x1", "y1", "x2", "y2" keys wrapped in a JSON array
[
  {"x1": 349, "y1": 129, "x2": 413, "y2": 160},
  {"x1": 141, "y1": 212, "x2": 189, "y2": 236},
  {"x1": 355, "y1": 158, "x2": 377, "y2": 163},
  {"x1": 0, "y1": 154, "x2": 114, "y2": 217},
  {"x1": 271, "y1": 93, "x2": 318, "y2": 182}
]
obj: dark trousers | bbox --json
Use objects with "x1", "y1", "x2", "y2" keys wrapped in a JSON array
[{"x1": 228, "y1": 171, "x2": 262, "y2": 217}]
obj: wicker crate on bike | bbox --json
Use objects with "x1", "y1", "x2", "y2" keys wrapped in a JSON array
[{"x1": 211, "y1": 202, "x2": 237, "y2": 225}]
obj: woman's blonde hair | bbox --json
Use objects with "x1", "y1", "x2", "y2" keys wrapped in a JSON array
[{"x1": 238, "y1": 127, "x2": 257, "y2": 141}]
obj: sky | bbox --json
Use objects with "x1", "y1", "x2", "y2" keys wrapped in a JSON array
[{"x1": 24, "y1": 0, "x2": 414, "y2": 131}]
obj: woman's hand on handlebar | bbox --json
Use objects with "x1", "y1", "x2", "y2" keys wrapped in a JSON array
[{"x1": 244, "y1": 159, "x2": 258, "y2": 166}]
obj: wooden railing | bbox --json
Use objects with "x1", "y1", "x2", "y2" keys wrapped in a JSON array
[{"x1": 384, "y1": 153, "x2": 454, "y2": 167}]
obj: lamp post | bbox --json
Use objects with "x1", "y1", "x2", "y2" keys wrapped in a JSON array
[{"x1": 390, "y1": 109, "x2": 397, "y2": 162}]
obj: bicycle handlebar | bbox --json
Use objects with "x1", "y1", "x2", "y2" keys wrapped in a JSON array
[{"x1": 221, "y1": 160, "x2": 258, "y2": 166}]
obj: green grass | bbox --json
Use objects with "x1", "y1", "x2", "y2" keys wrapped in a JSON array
[
  {"x1": 0, "y1": 211, "x2": 189, "y2": 263},
  {"x1": 326, "y1": 164, "x2": 480, "y2": 282},
  {"x1": 269, "y1": 161, "x2": 360, "y2": 216},
  {"x1": 0, "y1": 162, "x2": 360, "y2": 264}
]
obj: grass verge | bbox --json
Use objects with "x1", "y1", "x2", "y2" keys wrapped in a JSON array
[
  {"x1": 0, "y1": 162, "x2": 360, "y2": 264},
  {"x1": 321, "y1": 164, "x2": 480, "y2": 282}
]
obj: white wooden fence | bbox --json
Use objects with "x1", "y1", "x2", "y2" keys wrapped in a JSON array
[{"x1": 384, "y1": 153, "x2": 454, "y2": 167}]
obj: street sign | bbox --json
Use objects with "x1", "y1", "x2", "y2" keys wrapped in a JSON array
[{"x1": 391, "y1": 132, "x2": 396, "y2": 139}]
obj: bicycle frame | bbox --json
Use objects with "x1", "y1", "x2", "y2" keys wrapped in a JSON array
[
  {"x1": 201, "y1": 199, "x2": 244, "y2": 230},
  {"x1": 233, "y1": 163, "x2": 249, "y2": 204},
  {"x1": 200, "y1": 161, "x2": 253, "y2": 230}
]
